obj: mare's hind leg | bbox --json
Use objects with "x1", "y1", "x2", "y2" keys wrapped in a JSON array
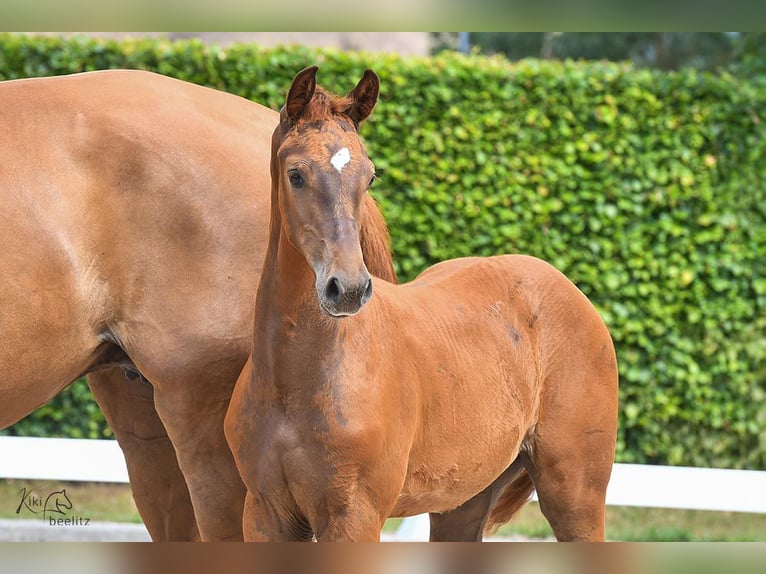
[
  {"x1": 87, "y1": 368, "x2": 199, "y2": 541},
  {"x1": 428, "y1": 458, "x2": 527, "y2": 541},
  {"x1": 151, "y1": 370, "x2": 247, "y2": 541}
]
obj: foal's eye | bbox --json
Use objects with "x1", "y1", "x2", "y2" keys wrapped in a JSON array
[{"x1": 288, "y1": 170, "x2": 304, "y2": 189}]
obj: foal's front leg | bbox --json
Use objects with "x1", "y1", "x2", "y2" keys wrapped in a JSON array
[
  {"x1": 241, "y1": 481, "x2": 384, "y2": 541},
  {"x1": 313, "y1": 497, "x2": 384, "y2": 542},
  {"x1": 241, "y1": 491, "x2": 315, "y2": 542}
]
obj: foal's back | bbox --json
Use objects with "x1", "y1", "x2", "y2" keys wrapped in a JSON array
[{"x1": 382, "y1": 253, "x2": 613, "y2": 373}]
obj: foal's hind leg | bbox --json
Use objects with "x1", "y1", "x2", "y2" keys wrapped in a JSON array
[
  {"x1": 525, "y1": 433, "x2": 614, "y2": 541},
  {"x1": 526, "y1": 363, "x2": 618, "y2": 541},
  {"x1": 429, "y1": 492, "x2": 495, "y2": 542},
  {"x1": 429, "y1": 458, "x2": 528, "y2": 541},
  {"x1": 87, "y1": 368, "x2": 199, "y2": 541}
]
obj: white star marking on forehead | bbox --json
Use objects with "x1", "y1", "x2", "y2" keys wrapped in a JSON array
[{"x1": 330, "y1": 147, "x2": 351, "y2": 172}]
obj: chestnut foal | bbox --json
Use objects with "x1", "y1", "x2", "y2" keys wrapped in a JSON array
[{"x1": 226, "y1": 67, "x2": 618, "y2": 541}]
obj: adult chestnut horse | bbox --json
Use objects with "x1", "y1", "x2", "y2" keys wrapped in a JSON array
[
  {"x1": 0, "y1": 69, "x2": 396, "y2": 541},
  {"x1": 225, "y1": 67, "x2": 619, "y2": 542}
]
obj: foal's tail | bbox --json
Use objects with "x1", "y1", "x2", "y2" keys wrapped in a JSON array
[{"x1": 483, "y1": 470, "x2": 536, "y2": 535}]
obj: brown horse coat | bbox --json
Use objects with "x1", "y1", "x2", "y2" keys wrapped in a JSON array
[
  {"x1": 0, "y1": 69, "x2": 395, "y2": 541},
  {"x1": 226, "y1": 67, "x2": 619, "y2": 541}
]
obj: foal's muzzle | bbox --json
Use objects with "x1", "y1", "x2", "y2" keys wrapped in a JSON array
[{"x1": 318, "y1": 272, "x2": 373, "y2": 317}]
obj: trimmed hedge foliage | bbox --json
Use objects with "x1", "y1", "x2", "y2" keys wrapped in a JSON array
[{"x1": 1, "y1": 34, "x2": 763, "y2": 469}]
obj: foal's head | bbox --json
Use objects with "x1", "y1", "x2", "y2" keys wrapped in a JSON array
[{"x1": 273, "y1": 66, "x2": 380, "y2": 317}]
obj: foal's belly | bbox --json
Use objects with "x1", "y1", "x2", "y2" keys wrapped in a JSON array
[
  {"x1": 389, "y1": 436, "x2": 523, "y2": 517},
  {"x1": 386, "y1": 359, "x2": 533, "y2": 516}
]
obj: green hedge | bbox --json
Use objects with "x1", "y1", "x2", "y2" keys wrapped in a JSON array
[{"x1": 1, "y1": 34, "x2": 763, "y2": 470}]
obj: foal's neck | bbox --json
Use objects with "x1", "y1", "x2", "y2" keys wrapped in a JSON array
[
  {"x1": 253, "y1": 228, "x2": 346, "y2": 391},
  {"x1": 259, "y1": 231, "x2": 321, "y2": 320}
]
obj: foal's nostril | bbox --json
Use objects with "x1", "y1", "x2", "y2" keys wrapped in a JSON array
[
  {"x1": 361, "y1": 278, "x2": 373, "y2": 304},
  {"x1": 324, "y1": 276, "x2": 344, "y2": 305}
]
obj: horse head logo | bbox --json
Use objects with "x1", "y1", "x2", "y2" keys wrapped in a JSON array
[{"x1": 43, "y1": 489, "x2": 73, "y2": 518}]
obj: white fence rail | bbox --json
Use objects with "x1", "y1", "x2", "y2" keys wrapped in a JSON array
[
  {"x1": 0, "y1": 436, "x2": 130, "y2": 483},
  {"x1": 1, "y1": 436, "x2": 764, "y2": 539}
]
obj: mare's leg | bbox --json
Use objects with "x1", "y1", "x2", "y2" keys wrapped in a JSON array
[
  {"x1": 87, "y1": 368, "x2": 199, "y2": 541},
  {"x1": 152, "y1": 370, "x2": 247, "y2": 541},
  {"x1": 429, "y1": 458, "x2": 529, "y2": 541}
]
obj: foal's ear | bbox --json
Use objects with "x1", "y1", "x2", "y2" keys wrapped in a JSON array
[
  {"x1": 284, "y1": 66, "x2": 318, "y2": 125},
  {"x1": 346, "y1": 69, "x2": 379, "y2": 127}
]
